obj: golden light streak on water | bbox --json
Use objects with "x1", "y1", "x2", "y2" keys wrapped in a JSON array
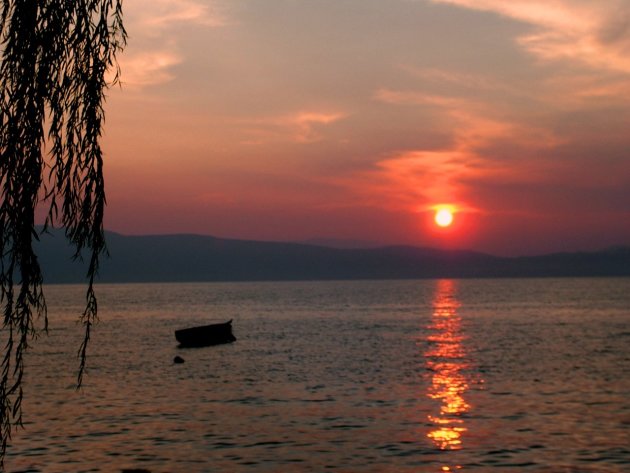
[{"x1": 425, "y1": 279, "x2": 472, "y2": 470}]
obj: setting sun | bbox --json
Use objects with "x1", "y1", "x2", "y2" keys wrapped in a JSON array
[{"x1": 435, "y1": 209, "x2": 454, "y2": 227}]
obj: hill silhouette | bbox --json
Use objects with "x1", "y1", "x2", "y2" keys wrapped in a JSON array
[{"x1": 35, "y1": 230, "x2": 630, "y2": 283}]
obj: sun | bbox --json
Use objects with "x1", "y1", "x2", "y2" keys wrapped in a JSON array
[{"x1": 434, "y1": 208, "x2": 454, "y2": 227}]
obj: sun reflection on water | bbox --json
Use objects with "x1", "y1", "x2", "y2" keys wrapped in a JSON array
[{"x1": 425, "y1": 279, "x2": 473, "y2": 468}]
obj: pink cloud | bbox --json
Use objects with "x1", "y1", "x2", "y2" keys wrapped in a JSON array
[
  {"x1": 118, "y1": 51, "x2": 181, "y2": 87},
  {"x1": 234, "y1": 111, "x2": 348, "y2": 145},
  {"x1": 116, "y1": 0, "x2": 226, "y2": 88},
  {"x1": 353, "y1": 90, "x2": 565, "y2": 219},
  {"x1": 431, "y1": 0, "x2": 630, "y2": 73},
  {"x1": 131, "y1": 0, "x2": 227, "y2": 31}
]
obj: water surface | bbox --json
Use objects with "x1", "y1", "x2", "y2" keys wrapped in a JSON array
[{"x1": 6, "y1": 278, "x2": 630, "y2": 472}]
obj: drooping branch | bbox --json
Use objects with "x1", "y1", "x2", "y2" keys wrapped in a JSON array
[{"x1": 0, "y1": 0, "x2": 125, "y2": 464}]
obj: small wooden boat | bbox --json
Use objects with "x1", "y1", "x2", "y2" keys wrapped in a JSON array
[{"x1": 175, "y1": 320, "x2": 236, "y2": 348}]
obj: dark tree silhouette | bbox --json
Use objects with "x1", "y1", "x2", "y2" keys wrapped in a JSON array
[{"x1": 0, "y1": 0, "x2": 125, "y2": 464}]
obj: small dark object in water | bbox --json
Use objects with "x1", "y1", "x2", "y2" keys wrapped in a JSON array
[
  {"x1": 175, "y1": 319, "x2": 236, "y2": 348},
  {"x1": 173, "y1": 355, "x2": 185, "y2": 364}
]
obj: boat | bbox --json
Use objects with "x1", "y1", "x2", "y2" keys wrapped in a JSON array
[{"x1": 175, "y1": 320, "x2": 236, "y2": 347}]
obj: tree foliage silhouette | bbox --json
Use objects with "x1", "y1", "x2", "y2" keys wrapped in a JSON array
[{"x1": 0, "y1": 0, "x2": 125, "y2": 464}]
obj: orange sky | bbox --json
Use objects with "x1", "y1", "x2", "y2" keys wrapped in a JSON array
[{"x1": 97, "y1": 0, "x2": 630, "y2": 255}]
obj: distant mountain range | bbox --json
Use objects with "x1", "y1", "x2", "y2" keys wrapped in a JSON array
[{"x1": 34, "y1": 230, "x2": 630, "y2": 283}]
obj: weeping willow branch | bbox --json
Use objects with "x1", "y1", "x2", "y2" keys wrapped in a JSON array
[{"x1": 0, "y1": 0, "x2": 125, "y2": 465}]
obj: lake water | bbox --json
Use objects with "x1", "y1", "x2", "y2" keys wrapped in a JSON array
[{"x1": 5, "y1": 278, "x2": 630, "y2": 472}]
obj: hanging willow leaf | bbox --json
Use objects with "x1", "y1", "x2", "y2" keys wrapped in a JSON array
[{"x1": 0, "y1": 0, "x2": 125, "y2": 464}]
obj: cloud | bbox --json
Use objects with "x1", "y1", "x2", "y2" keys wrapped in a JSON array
[
  {"x1": 236, "y1": 111, "x2": 348, "y2": 145},
  {"x1": 353, "y1": 89, "x2": 564, "y2": 215},
  {"x1": 403, "y1": 67, "x2": 515, "y2": 93},
  {"x1": 118, "y1": 0, "x2": 226, "y2": 88},
  {"x1": 374, "y1": 89, "x2": 560, "y2": 149},
  {"x1": 542, "y1": 72, "x2": 630, "y2": 107},
  {"x1": 293, "y1": 112, "x2": 348, "y2": 143},
  {"x1": 118, "y1": 51, "x2": 181, "y2": 88},
  {"x1": 128, "y1": 0, "x2": 226, "y2": 32},
  {"x1": 374, "y1": 88, "x2": 476, "y2": 109},
  {"x1": 430, "y1": 0, "x2": 630, "y2": 73}
]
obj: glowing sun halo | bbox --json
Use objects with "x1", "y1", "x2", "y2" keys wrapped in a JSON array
[{"x1": 435, "y1": 208, "x2": 454, "y2": 227}]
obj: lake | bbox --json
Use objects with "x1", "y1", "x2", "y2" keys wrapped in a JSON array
[{"x1": 6, "y1": 278, "x2": 630, "y2": 472}]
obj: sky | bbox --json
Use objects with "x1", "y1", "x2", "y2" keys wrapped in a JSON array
[{"x1": 99, "y1": 0, "x2": 630, "y2": 256}]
